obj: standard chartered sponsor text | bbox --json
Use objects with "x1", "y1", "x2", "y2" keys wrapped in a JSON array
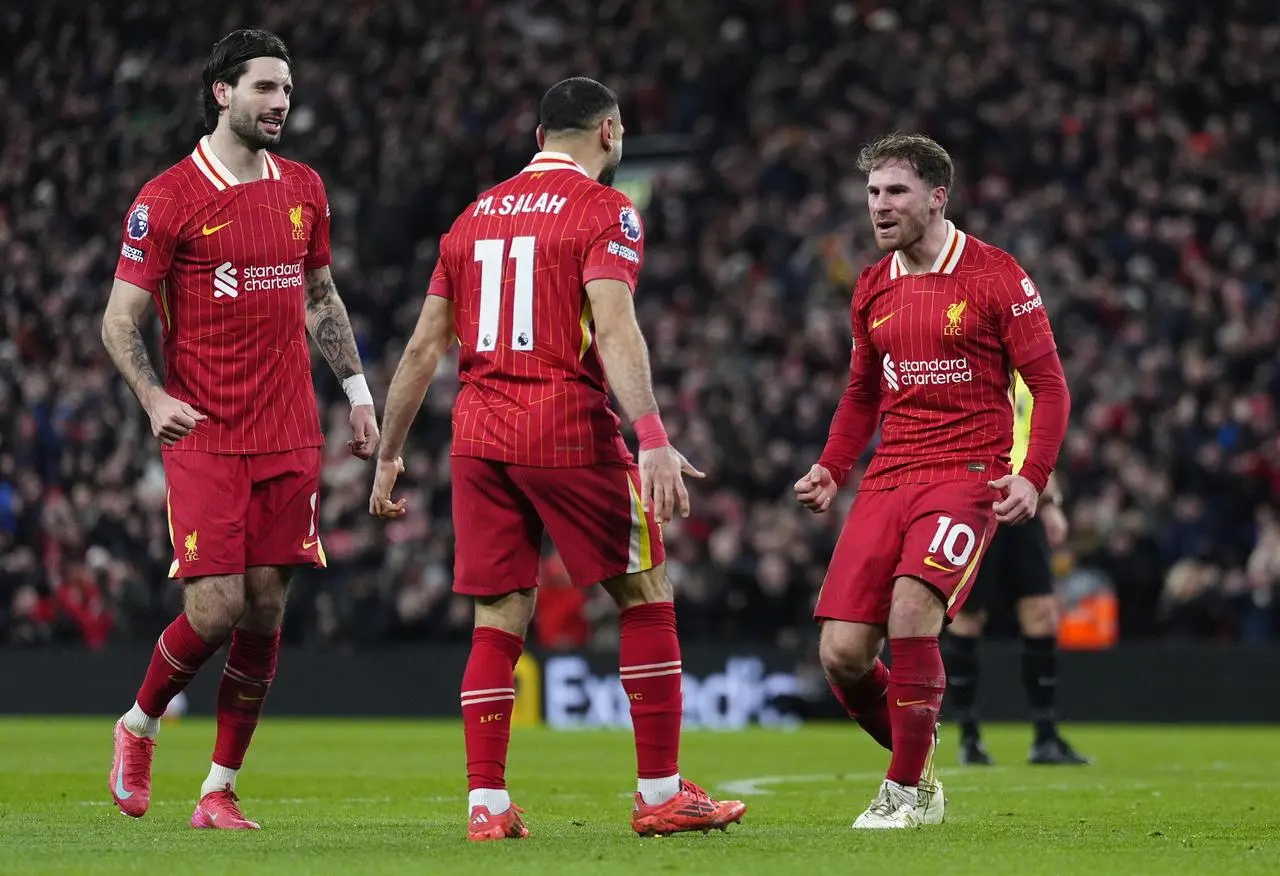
[
  {"x1": 897, "y1": 356, "x2": 973, "y2": 385},
  {"x1": 243, "y1": 263, "x2": 303, "y2": 291}
]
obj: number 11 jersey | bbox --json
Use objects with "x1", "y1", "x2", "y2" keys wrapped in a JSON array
[{"x1": 427, "y1": 151, "x2": 645, "y2": 467}]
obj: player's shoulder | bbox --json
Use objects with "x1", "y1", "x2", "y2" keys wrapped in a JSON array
[
  {"x1": 270, "y1": 154, "x2": 325, "y2": 190},
  {"x1": 135, "y1": 158, "x2": 198, "y2": 200},
  {"x1": 856, "y1": 256, "x2": 895, "y2": 294},
  {"x1": 957, "y1": 231, "x2": 1023, "y2": 276}
]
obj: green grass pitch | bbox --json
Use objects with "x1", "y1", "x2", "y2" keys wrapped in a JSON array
[{"x1": 0, "y1": 718, "x2": 1276, "y2": 874}]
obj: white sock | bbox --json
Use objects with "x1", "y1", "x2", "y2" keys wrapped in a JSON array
[
  {"x1": 122, "y1": 702, "x2": 160, "y2": 738},
  {"x1": 886, "y1": 779, "x2": 918, "y2": 807},
  {"x1": 638, "y1": 774, "x2": 681, "y2": 806},
  {"x1": 468, "y1": 788, "x2": 511, "y2": 815},
  {"x1": 201, "y1": 763, "x2": 238, "y2": 798}
]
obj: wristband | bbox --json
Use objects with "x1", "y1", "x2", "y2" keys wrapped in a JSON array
[
  {"x1": 633, "y1": 412, "x2": 670, "y2": 450},
  {"x1": 342, "y1": 374, "x2": 374, "y2": 407}
]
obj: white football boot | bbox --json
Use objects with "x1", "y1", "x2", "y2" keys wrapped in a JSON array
[{"x1": 852, "y1": 780, "x2": 921, "y2": 829}]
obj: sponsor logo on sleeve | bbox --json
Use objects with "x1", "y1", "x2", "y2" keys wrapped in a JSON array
[
  {"x1": 1012, "y1": 275, "x2": 1044, "y2": 316},
  {"x1": 619, "y1": 206, "x2": 642, "y2": 242},
  {"x1": 126, "y1": 203, "x2": 150, "y2": 240},
  {"x1": 120, "y1": 243, "x2": 145, "y2": 263},
  {"x1": 606, "y1": 241, "x2": 639, "y2": 263}
]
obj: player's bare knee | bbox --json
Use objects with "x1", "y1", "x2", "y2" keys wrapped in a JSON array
[
  {"x1": 887, "y1": 576, "x2": 946, "y2": 639},
  {"x1": 240, "y1": 566, "x2": 291, "y2": 633},
  {"x1": 182, "y1": 575, "x2": 246, "y2": 641},
  {"x1": 474, "y1": 589, "x2": 537, "y2": 637},
  {"x1": 1017, "y1": 595, "x2": 1059, "y2": 638},
  {"x1": 601, "y1": 565, "x2": 672, "y2": 610},
  {"x1": 818, "y1": 621, "x2": 882, "y2": 686}
]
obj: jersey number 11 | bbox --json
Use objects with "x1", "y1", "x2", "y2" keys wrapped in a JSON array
[{"x1": 474, "y1": 237, "x2": 535, "y2": 352}]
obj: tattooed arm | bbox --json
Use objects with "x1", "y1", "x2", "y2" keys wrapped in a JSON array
[
  {"x1": 305, "y1": 266, "x2": 363, "y2": 382},
  {"x1": 101, "y1": 278, "x2": 205, "y2": 445},
  {"x1": 304, "y1": 266, "x2": 379, "y2": 458}
]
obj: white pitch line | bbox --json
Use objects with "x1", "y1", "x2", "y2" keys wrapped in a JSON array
[
  {"x1": 718, "y1": 773, "x2": 1275, "y2": 797},
  {"x1": 718, "y1": 772, "x2": 887, "y2": 796}
]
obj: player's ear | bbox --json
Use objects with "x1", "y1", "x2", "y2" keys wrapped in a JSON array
[
  {"x1": 599, "y1": 115, "x2": 616, "y2": 152},
  {"x1": 535, "y1": 125, "x2": 545, "y2": 150},
  {"x1": 213, "y1": 80, "x2": 231, "y2": 111},
  {"x1": 932, "y1": 186, "x2": 948, "y2": 212}
]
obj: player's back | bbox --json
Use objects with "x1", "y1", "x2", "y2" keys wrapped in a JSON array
[
  {"x1": 854, "y1": 223, "x2": 1058, "y2": 489},
  {"x1": 429, "y1": 151, "x2": 646, "y2": 468}
]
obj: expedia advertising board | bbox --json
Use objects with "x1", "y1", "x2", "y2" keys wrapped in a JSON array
[
  {"x1": 532, "y1": 651, "x2": 805, "y2": 730},
  {"x1": 3, "y1": 644, "x2": 1278, "y2": 722}
]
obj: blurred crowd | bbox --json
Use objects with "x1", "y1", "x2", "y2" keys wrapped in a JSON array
[{"x1": 2, "y1": 0, "x2": 1278, "y2": 650}]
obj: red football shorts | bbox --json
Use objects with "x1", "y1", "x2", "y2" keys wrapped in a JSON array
[
  {"x1": 814, "y1": 479, "x2": 998, "y2": 625},
  {"x1": 451, "y1": 456, "x2": 666, "y2": 595},
  {"x1": 162, "y1": 448, "x2": 325, "y2": 579}
]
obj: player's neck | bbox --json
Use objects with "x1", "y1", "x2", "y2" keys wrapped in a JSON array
[
  {"x1": 206, "y1": 128, "x2": 267, "y2": 185},
  {"x1": 897, "y1": 217, "x2": 952, "y2": 275},
  {"x1": 538, "y1": 139, "x2": 601, "y2": 180}
]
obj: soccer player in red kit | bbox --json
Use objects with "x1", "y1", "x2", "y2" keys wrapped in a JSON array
[
  {"x1": 100, "y1": 30, "x2": 378, "y2": 829},
  {"x1": 369, "y1": 77, "x2": 746, "y2": 841},
  {"x1": 793, "y1": 134, "x2": 1070, "y2": 829}
]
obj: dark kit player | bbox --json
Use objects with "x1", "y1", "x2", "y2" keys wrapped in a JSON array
[
  {"x1": 102, "y1": 29, "x2": 378, "y2": 829},
  {"x1": 945, "y1": 373, "x2": 1089, "y2": 767}
]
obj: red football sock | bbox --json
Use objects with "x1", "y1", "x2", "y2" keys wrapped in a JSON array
[
  {"x1": 212, "y1": 629, "x2": 280, "y2": 770},
  {"x1": 886, "y1": 636, "x2": 946, "y2": 787},
  {"x1": 135, "y1": 613, "x2": 223, "y2": 717},
  {"x1": 461, "y1": 627, "x2": 524, "y2": 791},
  {"x1": 619, "y1": 602, "x2": 682, "y2": 779},
  {"x1": 827, "y1": 659, "x2": 893, "y2": 751}
]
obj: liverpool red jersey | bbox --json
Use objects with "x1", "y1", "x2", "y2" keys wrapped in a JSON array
[
  {"x1": 427, "y1": 151, "x2": 645, "y2": 467},
  {"x1": 851, "y1": 221, "x2": 1058, "y2": 489},
  {"x1": 114, "y1": 136, "x2": 330, "y2": 454}
]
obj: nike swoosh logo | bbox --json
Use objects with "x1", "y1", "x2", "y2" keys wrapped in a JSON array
[
  {"x1": 871, "y1": 312, "x2": 896, "y2": 329},
  {"x1": 202, "y1": 221, "x2": 233, "y2": 236},
  {"x1": 302, "y1": 538, "x2": 319, "y2": 550},
  {"x1": 209, "y1": 811, "x2": 219, "y2": 822},
  {"x1": 923, "y1": 556, "x2": 956, "y2": 573},
  {"x1": 896, "y1": 699, "x2": 928, "y2": 707},
  {"x1": 114, "y1": 758, "x2": 133, "y2": 800}
]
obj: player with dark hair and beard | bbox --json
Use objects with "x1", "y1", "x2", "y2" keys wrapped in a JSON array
[
  {"x1": 103, "y1": 28, "x2": 378, "y2": 829},
  {"x1": 371, "y1": 77, "x2": 746, "y2": 841}
]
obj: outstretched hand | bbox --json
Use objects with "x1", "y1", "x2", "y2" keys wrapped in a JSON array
[{"x1": 639, "y1": 446, "x2": 705, "y2": 523}]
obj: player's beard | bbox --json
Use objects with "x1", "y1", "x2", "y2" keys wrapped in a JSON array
[
  {"x1": 879, "y1": 207, "x2": 929, "y2": 253},
  {"x1": 597, "y1": 150, "x2": 621, "y2": 188},
  {"x1": 228, "y1": 102, "x2": 284, "y2": 150}
]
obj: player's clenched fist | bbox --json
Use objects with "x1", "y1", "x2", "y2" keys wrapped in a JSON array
[
  {"x1": 639, "y1": 446, "x2": 704, "y2": 524},
  {"x1": 369, "y1": 455, "x2": 407, "y2": 519},
  {"x1": 145, "y1": 391, "x2": 206, "y2": 446},
  {"x1": 989, "y1": 474, "x2": 1038, "y2": 525},
  {"x1": 794, "y1": 463, "x2": 837, "y2": 513},
  {"x1": 348, "y1": 404, "x2": 380, "y2": 460}
]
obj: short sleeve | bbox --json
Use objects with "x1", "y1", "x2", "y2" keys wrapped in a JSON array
[
  {"x1": 305, "y1": 176, "x2": 332, "y2": 270},
  {"x1": 989, "y1": 258, "x2": 1057, "y2": 368},
  {"x1": 426, "y1": 233, "x2": 453, "y2": 300},
  {"x1": 582, "y1": 196, "x2": 644, "y2": 293},
  {"x1": 113, "y1": 184, "x2": 183, "y2": 292}
]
